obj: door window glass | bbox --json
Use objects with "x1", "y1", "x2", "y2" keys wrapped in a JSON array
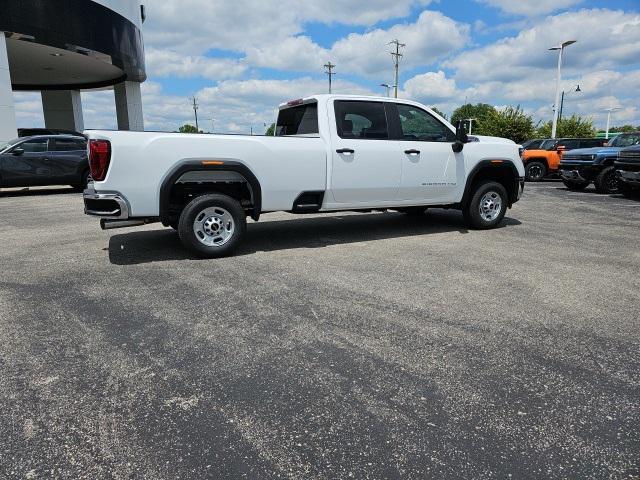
[
  {"x1": 53, "y1": 139, "x2": 85, "y2": 151},
  {"x1": 396, "y1": 104, "x2": 455, "y2": 142},
  {"x1": 19, "y1": 139, "x2": 48, "y2": 153},
  {"x1": 335, "y1": 101, "x2": 388, "y2": 139},
  {"x1": 559, "y1": 140, "x2": 579, "y2": 150}
]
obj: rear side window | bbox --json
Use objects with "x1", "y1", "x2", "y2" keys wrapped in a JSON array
[
  {"x1": 276, "y1": 103, "x2": 318, "y2": 136},
  {"x1": 580, "y1": 139, "x2": 605, "y2": 148},
  {"x1": 335, "y1": 101, "x2": 388, "y2": 139},
  {"x1": 559, "y1": 140, "x2": 579, "y2": 150},
  {"x1": 53, "y1": 138, "x2": 86, "y2": 151}
]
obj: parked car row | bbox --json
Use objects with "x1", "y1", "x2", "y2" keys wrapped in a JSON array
[
  {"x1": 0, "y1": 134, "x2": 89, "y2": 191},
  {"x1": 520, "y1": 132, "x2": 640, "y2": 196}
]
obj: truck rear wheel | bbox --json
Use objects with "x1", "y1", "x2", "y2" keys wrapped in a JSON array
[
  {"x1": 619, "y1": 181, "x2": 639, "y2": 199},
  {"x1": 525, "y1": 161, "x2": 546, "y2": 182},
  {"x1": 593, "y1": 166, "x2": 619, "y2": 194},
  {"x1": 178, "y1": 194, "x2": 246, "y2": 258},
  {"x1": 463, "y1": 181, "x2": 508, "y2": 229}
]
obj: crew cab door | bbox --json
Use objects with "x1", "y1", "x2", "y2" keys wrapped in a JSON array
[
  {"x1": 330, "y1": 100, "x2": 401, "y2": 204},
  {"x1": 391, "y1": 103, "x2": 458, "y2": 203}
]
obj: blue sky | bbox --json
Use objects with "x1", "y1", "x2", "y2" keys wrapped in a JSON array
[{"x1": 14, "y1": 0, "x2": 640, "y2": 133}]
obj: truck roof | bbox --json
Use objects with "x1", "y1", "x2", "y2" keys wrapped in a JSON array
[{"x1": 279, "y1": 94, "x2": 418, "y2": 109}]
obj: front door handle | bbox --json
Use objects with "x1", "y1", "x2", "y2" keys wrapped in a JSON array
[
  {"x1": 336, "y1": 148, "x2": 355, "y2": 154},
  {"x1": 404, "y1": 149, "x2": 420, "y2": 155}
]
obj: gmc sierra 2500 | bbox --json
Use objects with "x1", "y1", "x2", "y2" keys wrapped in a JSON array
[{"x1": 83, "y1": 95, "x2": 525, "y2": 257}]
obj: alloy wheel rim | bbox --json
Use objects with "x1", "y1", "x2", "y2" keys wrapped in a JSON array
[
  {"x1": 479, "y1": 191, "x2": 502, "y2": 222},
  {"x1": 529, "y1": 165, "x2": 543, "y2": 180},
  {"x1": 193, "y1": 207, "x2": 235, "y2": 247}
]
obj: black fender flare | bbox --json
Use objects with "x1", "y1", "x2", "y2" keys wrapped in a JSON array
[
  {"x1": 159, "y1": 160, "x2": 262, "y2": 224},
  {"x1": 461, "y1": 159, "x2": 522, "y2": 207}
]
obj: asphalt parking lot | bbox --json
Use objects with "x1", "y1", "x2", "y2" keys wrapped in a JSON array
[{"x1": 0, "y1": 182, "x2": 638, "y2": 479}]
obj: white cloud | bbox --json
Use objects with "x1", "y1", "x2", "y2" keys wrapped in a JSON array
[
  {"x1": 445, "y1": 9, "x2": 640, "y2": 83},
  {"x1": 477, "y1": 0, "x2": 584, "y2": 16},
  {"x1": 403, "y1": 71, "x2": 457, "y2": 101},
  {"x1": 145, "y1": 49, "x2": 247, "y2": 80}
]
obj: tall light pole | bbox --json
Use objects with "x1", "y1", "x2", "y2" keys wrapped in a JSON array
[
  {"x1": 323, "y1": 62, "x2": 336, "y2": 94},
  {"x1": 389, "y1": 39, "x2": 405, "y2": 98},
  {"x1": 604, "y1": 107, "x2": 622, "y2": 139},
  {"x1": 549, "y1": 40, "x2": 576, "y2": 139},
  {"x1": 380, "y1": 83, "x2": 392, "y2": 97}
]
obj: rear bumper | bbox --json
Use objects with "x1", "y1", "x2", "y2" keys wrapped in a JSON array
[{"x1": 83, "y1": 186, "x2": 129, "y2": 219}]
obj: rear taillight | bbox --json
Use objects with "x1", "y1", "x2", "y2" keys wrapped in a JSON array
[{"x1": 88, "y1": 139, "x2": 111, "y2": 181}]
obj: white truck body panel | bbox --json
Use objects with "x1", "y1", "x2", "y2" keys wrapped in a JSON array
[{"x1": 85, "y1": 94, "x2": 525, "y2": 219}]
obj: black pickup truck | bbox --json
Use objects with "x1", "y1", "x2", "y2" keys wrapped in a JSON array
[{"x1": 615, "y1": 144, "x2": 640, "y2": 198}]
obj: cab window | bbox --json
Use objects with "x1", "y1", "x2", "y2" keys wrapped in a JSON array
[
  {"x1": 19, "y1": 138, "x2": 49, "y2": 153},
  {"x1": 396, "y1": 104, "x2": 455, "y2": 142},
  {"x1": 335, "y1": 101, "x2": 389, "y2": 139}
]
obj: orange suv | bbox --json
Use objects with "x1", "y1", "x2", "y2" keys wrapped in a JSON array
[{"x1": 523, "y1": 138, "x2": 607, "y2": 181}]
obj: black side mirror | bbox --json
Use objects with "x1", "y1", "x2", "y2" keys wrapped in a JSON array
[
  {"x1": 12, "y1": 147, "x2": 24, "y2": 156},
  {"x1": 452, "y1": 121, "x2": 468, "y2": 153}
]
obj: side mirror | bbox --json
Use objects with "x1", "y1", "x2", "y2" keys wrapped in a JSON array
[
  {"x1": 452, "y1": 121, "x2": 467, "y2": 153},
  {"x1": 556, "y1": 145, "x2": 566, "y2": 153},
  {"x1": 12, "y1": 147, "x2": 24, "y2": 156}
]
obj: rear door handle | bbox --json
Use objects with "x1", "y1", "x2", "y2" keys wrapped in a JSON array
[
  {"x1": 404, "y1": 149, "x2": 420, "y2": 155},
  {"x1": 336, "y1": 148, "x2": 355, "y2": 154}
]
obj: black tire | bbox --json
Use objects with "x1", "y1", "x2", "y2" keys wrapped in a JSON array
[
  {"x1": 463, "y1": 181, "x2": 508, "y2": 229},
  {"x1": 397, "y1": 206, "x2": 427, "y2": 216},
  {"x1": 619, "y1": 181, "x2": 639, "y2": 199},
  {"x1": 593, "y1": 166, "x2": 619, "y2": 194},
  {"x1": 178, "y1": 194, "x2": 247, "y2": 258},
  {"x1": 562, "y1": 179, "x2": 589, "y2": 191},
  {"x1": 525, "y1": 161, "x2": 546, "y2": 182}
]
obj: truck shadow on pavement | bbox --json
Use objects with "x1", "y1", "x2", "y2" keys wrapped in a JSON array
[{"x1": 107, "y1": 210, "x2": 521, "y2": 265}]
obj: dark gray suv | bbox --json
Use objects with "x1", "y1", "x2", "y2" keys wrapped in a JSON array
[{"x1": 0, "y1": 135, "x2": 88, "y2": 190}]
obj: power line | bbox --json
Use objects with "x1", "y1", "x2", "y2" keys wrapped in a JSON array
[
  {"x1": 190, "y1": 96, "x2": 199, "y2": 131},
  {"x1": 389, "y1": 39, "x2": 405, "y2": 98},
  {"x1": 323, "y1": 62, "x2": 336, "y2": 94}
]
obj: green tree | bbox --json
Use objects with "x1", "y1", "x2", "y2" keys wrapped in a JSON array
[
  {"x1": 451, "y1": 103, "x2": 497, "y2": 135},
  {"x1": 483, "y1": 106, "x2": 536, "y2": 144},
  {"x1": 601, "y1": 125, "x2": 639, "y2": 134},
  {"x1": 265, "y1": 123, "x2": 276, "y2": 136},
  {"x1": 431, "y1": 106, "x2": 447, "y2": 120},
  {"x1": 178, "y1": 124, "x2": 201, "y2": 134},
  {"x1": 537, "y1": 114, "x2": 595, "y2": 138}
]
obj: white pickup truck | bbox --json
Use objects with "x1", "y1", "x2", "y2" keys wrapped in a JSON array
[{"x1": 83, "y1": 95, "x2": 525, "y2": 257}]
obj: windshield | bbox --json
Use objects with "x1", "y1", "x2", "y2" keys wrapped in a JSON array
[
  {"x1": 541, "y1": 139, "x2": 556, "y2": 150},
  {"x1": 609, "y1": 133, "x2": 640, "y2": 148},
  {"x1": 0, "y1": 138, "x2": 22, "y2": 153}
]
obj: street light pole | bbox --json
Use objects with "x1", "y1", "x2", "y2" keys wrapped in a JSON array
[
  {"x1": 549, "y1": 40, "x2": 576, "y2": 139},
  {"x1": 380, "y1": 83, "x2": 392, "y2": 97},
  {"x1": 558, "y1": 84, "x2": 581, "y2": 125},
  {"x1": 604, "y1": 107, "x2": 622, "y2": 139}
]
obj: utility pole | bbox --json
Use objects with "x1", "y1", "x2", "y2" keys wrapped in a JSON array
[
  {"x1": 389, "y1": 39, "x2": 405, "y2": 98},
  {"x1": 190, "y1": 96, "x2": 199, "y2": 131},
  {"x1": 324, "y1": 62, "x2": 336, "y2": 94}
]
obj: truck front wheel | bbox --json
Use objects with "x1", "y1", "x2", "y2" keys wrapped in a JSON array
[
  {"x1": 463, "y1": 181, "x2": 508, "y2": 229},
  {"x1": 178, "y1": 194, "x2": 247, "y2": 258},
  {"x1": 593, "y1": 166, "x2": 619, "y2": 194},
  {"x1": 562, "y1": 179, "x2": 589, "y2": 191}
]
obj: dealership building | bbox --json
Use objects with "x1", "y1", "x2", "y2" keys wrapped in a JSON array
[{"x1": 0, "y1": 0, "x2": 146, "y2": 143}]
